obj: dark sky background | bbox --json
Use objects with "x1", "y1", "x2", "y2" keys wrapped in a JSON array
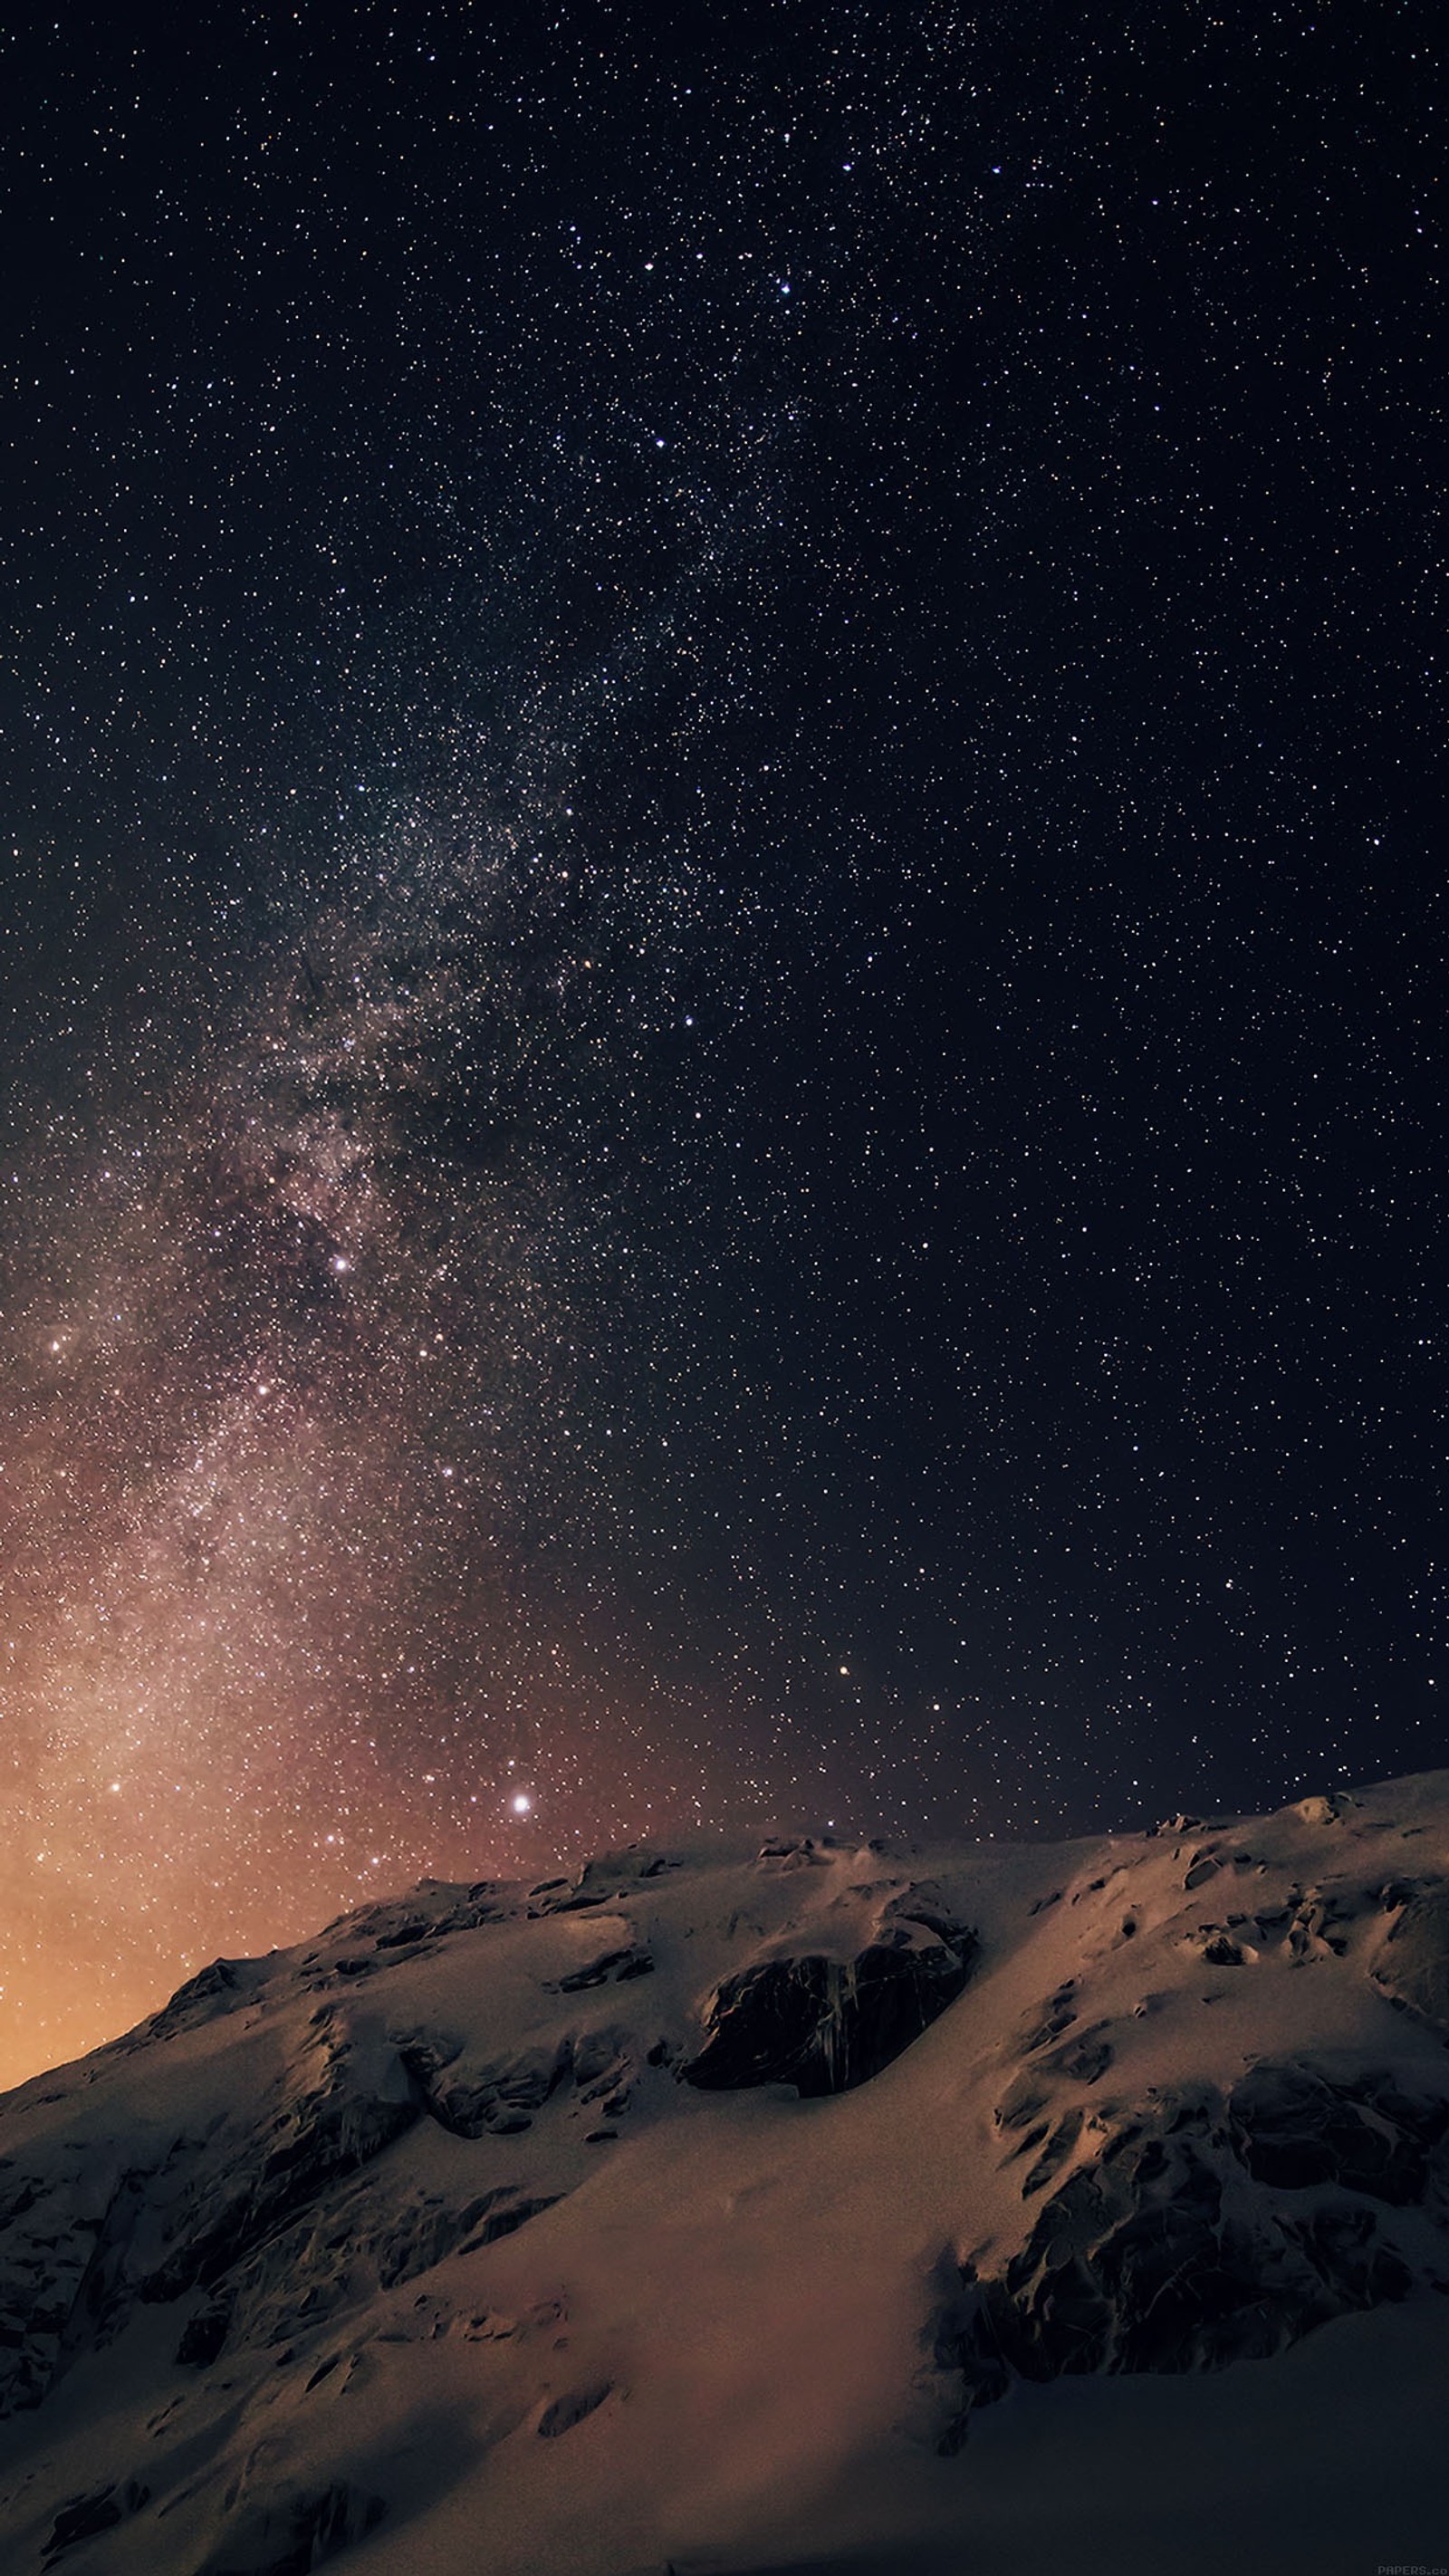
[{"x1": 1, "y1": 0, "x2": 1443, "y2": 2081}]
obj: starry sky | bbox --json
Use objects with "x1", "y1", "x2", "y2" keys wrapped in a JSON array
[{"x1": 1, "y1": 0, "x2": 1443, "y2": 2084}]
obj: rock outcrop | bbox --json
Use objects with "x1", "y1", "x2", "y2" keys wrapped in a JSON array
[
  {"x1": 683, "y1": 1927, "x2": 975, "y2": 2096},
  {"x1": 941, "y1": 2076, "x2": 1428, "y2": 2446}
]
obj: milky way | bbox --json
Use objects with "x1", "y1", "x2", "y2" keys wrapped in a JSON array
[{"x1": 2, "y1": 5, "x2": 1443, "y2": 2081}]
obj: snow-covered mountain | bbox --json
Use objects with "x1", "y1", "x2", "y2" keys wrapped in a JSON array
[{"x1": 4, "y1": 1772, "x2": 1449, "y2": 2576}]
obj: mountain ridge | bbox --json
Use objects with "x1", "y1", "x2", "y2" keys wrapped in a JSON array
[{"x1": 3, "y1": 1769, "x2": 1449, "y2": 2574}]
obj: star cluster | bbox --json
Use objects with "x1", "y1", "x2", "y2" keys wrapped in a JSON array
[{"x1": 0, "y1": 3, "x2": 1442, "y2": 2081}]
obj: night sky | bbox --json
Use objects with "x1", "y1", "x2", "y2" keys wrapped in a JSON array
[{"x1": 2, "y1": 1, "x2": 1443, "y2": 2084}]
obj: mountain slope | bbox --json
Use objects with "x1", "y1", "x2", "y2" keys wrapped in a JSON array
[{"x1": 3, "y1": 1773, "x2": 1449, "y2": 2575}]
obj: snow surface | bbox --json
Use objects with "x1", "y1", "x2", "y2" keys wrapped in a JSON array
[{"x1": 3, "y1": 1773, "x2": 1449, "y2": 2574}]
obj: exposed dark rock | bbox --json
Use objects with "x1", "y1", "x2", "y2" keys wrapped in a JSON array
[
  {"x1": 429, "y1": 1891, "x2": 508, "y2": 1934},
  {"x1": 1228, "y1": 2062, "x2": 1440, "y2": 2204},
  {"x1": 755, "y1": 1837, "x2": 825, "y2": 1867},
  {"x1": 683, "y1": 1935, "x2": 974, "y2": 2097},
  {"x1": 176, "y1": 2298, "x2": 232, "y2": 2366},
  {"x1": 138, "y1": 2043, "x2": 421, "y2": 2309},
  {"x1": 1294, "y1": 1793, "x2": 1348, "y2": 1827},
  {"x1": 575, "y1": 1848, "x2": 673, "y2": 1891},
  {"x1": 879, "y1": 1887, "x2": 976, "y2": 1954},
  {"x1": 994, "y1": 2069, "x2": 1050, "y2": 2135},
  {"x1": 1280, "y1": 1887, "x2": 1358, "y2": 1959},
  {"x1": 538, "y1": 2381, "x2": 612, "y2": 2437},
  {"x1": 164, "y1": 2169, "x2": 541, "y2": 2360},
  {"x1": 146, "y1": 1957, "x2": 272, "y2": 2042},
  {"x1": 556, "y1": 1946, "x2": 645, "y2": 1992},
  {"x1": 0, "y1": 2164, "x2": 159, "y2": 2420},
  {"x1": 456, "y1": 2192, "x2": 561, "y2": 2254},
  {"x1": 403, "y1": 2036, "x2": 571, "y2": 2139},
  {"x1": 1041, "y1": 2023, "x2": 1114, "y2": 2086},
  {"x1": 1014, "y1": 1985, "x2": 1077, "y2": 2055},
  {"x1": 353, "y1": 2183, "x2": 549, "y2": 2274},
  {"x1": 0, "y1": 2167, "x2": 45, "y2": 2229},
  {"x1": 939, "y1": 2095, "x2": 1427, "y2": 2446},
  {"x1": 391, "y1": 2030, "x2": 462, "y2": 2084},
  {"x1": 1287, "y1": 2201, "x2": 1414, "y2": 2307},
  {"x1": 43, "y1": 2477, "x2": 149, "y2": 2560},
  {"x1": 526, "y1": 1878, "x2": 620, "y2": 1919},
  {"x1": 1002, "y1": 2120, "x2": 1051, "y2": 2167},
  {"x1": 226, "y1": 2080, "x2": 418, "y2": 2270},
  {"x1": 1021, "y1": 2110, "x2": 1082, "y2": 2196}
]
